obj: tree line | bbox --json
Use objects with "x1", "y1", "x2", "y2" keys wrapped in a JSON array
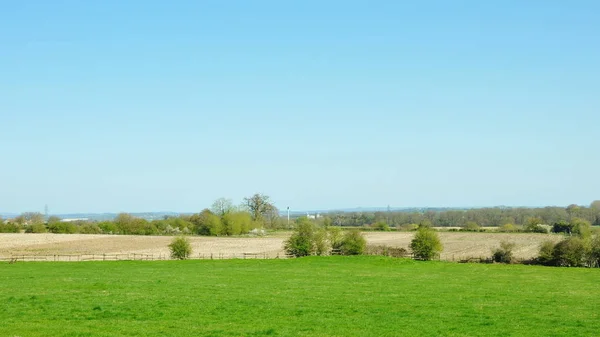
[
  {"x1": 322, "y1": 201, "x2": 600, "y2": 229},
  {"x1": 0, "y1": 194, "x2": 281, "y2": 235},
  {"x1": 1, "y1": 199, "x2": 599, "y2": 235}
]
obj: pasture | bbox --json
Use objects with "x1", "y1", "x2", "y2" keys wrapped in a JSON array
[{"x1": 1, "y1": 257, "x2": 598, "y2": 336}]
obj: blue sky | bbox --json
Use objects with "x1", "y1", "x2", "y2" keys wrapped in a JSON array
[{"x1": 1, "y1": 1, "x2": 599, "y2": 214}]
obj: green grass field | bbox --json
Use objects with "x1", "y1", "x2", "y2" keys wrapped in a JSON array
[{"x1": 1, "y1": 257, "x2": 598, "y2": 337}]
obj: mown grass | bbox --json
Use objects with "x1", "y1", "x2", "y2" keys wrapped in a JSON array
[{"x1": 0, "y1": 256, "x2": 598, "y2": 336}]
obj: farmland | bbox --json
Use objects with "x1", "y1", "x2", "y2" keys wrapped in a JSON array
[
  {"x1": 0, "y1": 232, "x2": 563, "y2": 260},
  {"x1": 1, "y1": 256, "x2": 598, "y2": 337}
]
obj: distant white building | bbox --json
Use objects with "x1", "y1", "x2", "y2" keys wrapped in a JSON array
[{"x1": 60, "y1": 218, "x2": 89, "y2": 223}]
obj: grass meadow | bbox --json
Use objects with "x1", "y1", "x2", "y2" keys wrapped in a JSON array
[{"x1": 1, "y1": 256, "x2": 598, "y2": 336}]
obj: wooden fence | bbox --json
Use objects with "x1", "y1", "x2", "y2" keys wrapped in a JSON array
[{"x1": 0, "y1": 252, "x2": 292, "y2": 263}]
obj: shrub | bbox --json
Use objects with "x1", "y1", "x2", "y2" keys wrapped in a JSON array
[
  {"x1": 492, "y1": 241, "x2": 516, "y2": 263},
  {"x1": 328, "y1": 227, "x2": 344, "y2": 251},
  {"x1": 98, "y1": 221, "x2": 119, "y2": 234},
  {"x1": 314, "y1": 229, "x2": 330, "y2": 256},
  {"x1": 169, "y1": 236, "x2": 192, "y2": 260},
  {"x1": 498, "y1": 223, "x2": 519, "y2": 233},
  {"x1": 552, "y1": 220, "x2": 573, "y2": 234},
  {"x1": 461, "y1": 222, "x2": 481, "y2": 232},
  {"x1": 589, "y1": 236, "x2": 600, "y2": 268},
  {"x1": 552, "y1": 237, "x2": 587, "y2": 267},
  {"x1": 537, "y1": 240, "x2": 556, "y2": 265},
  {"x1": 78, "y1": 223, "x2": 102, "y2": 234},
  {"x1": 372, "y1": 222, "x2": 390, "y2": 231},
  {"x1": 221, "y1": 211, "x2": 252, "y2": 236},
  {"x1": 571, "y1": 218, "x2": 592, "y2": 239},
  {"x1": 524, "y1": 217, "x2": 548, "y2": 233},
  {"x1": 48, "y1": 222, "x2": 77, "y2": 234},
  {"x1": 339, "y1": 230, "x2": 366, "y2": 255},
  {"x1": 190, "y1": 210, "x2": 223, "y2": 236},
  {"x1": 410, "y1": 228, "x2": 443, "y2": 260},
  {"x1": 284, "y1": 219, "x2": 316, "y2": 257},
  {"x1": 0, "y1": 222, "x2": 20, "y2": 233},
  {"x1": 25, "y1": 223, "x2": 47, "y2": 233}
]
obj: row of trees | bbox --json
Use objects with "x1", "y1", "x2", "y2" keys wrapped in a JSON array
[
  {"x1": 322, "y1": 201, "x2": 600, "y2": 229},
  {"x1": 0, "y1": 194, "x2": 281, "y2": 236}
]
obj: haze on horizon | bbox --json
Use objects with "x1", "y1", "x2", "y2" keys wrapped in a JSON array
[{"x1": 1, "y1": 1, "x2": 599, "y2": 214}]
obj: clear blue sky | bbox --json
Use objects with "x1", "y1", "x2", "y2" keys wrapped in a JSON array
[{"x1": 1, "y1": 1, "x2": 599, "y2": 214}]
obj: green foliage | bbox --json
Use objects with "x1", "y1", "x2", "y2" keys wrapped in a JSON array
[
  {"x1": 492, "y1": 241, "x2": 516, "y2": 263},
  {"x1": 221, "y1": 211, "x2": 253, "y2": 236},
  {"x1": 537, "y1": 240, "x2": 556, "y2": 265},
  {"x1": 48, "y1": 221, "x2": 77, "y2": 234},
  {"x1": 97, "y1": 221, "x2": 119, "y2": 234},
  {"x1": 461, "y1": 221, "x2": 481, "y2": 232},
  {"x1": 190, "y1": 209, "x2": 223, "y2": 236},
  {"x1": 114, "y1": 214, "x2": 158, "y2": 235},
  {"x1": 313, "y1": 228, "x2": 331, "y2": 256},
  {"x1": 589, "y1": 236, "x2": 600, "y2": 268},
  {"x1": 418, "y1": 219, "x2": 433, "y2": 229},
  {"x1": 0, "y1": 220, "x2": 15, "y2": 233},
  {"x1": 168, "y1": 236, "x2": 192, "y2": 260},
  {"x1": 523, "y1": 217, "x2": 548, "y2": 233},
  {"x1": 339, "y1": 230, "x2": 367, "y2": 255},
  {"x1": 284, "y1": 218, "x2": 316, "y2": 257},
  {"x1": 498, "y1": 223, "x2": 519, "y2": 232},
  {"x1": 571, "y1": 218, "x2": 592, "y2": 239},
  {"x1": 78, "y1": 223, "x2": 102, "y2": 234},
  {"x1": 25, "y1": 223, "x2": 47, "y2": 233},
  {"x1": 551, "y1": 220, "x2": 573, "y2": 234},
  {"x1": 372, "y1": 221, "x2": 390, "y2": 231},
  {"x1": 410, "y1": 228, "x2": 443, "y2": 260},
  {"x1": 328, "y1": 227, "x2": 343, "y2": 251},
  {"x1": 552, "y1": 237, "x2": 588, "y2": 267}
]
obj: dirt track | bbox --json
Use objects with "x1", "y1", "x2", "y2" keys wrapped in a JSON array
[{"x1": 0, "y1": 232, "x2": 564, "y2": 260}]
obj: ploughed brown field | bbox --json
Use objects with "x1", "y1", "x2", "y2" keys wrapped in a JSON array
[{"x1": 0, "y1": 232, "x2": 563, "y2": 260}]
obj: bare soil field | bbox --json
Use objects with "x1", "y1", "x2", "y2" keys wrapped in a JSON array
[{"x1": 0, "y1": 232, "x2": 564, "y2": 260}]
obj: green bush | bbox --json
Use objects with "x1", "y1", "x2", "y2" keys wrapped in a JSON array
[
  {"x1": 492, "y1": 241, "x2": 516, "y2": 263},
  {"x1": 314, "y1": 229, "x2": 330, "y2": 256},
  {"x1": 25, "y1": 223, "x2": 47, "y2": 233},
  {"x1": 537, "y1": 240, "x2": 556, "y2": 265},
  {"x1": 169, "y1": 236, "x2": 192, "y2": 260},
  {"x1": 328, "y1": 227, "x2": 343, "y2": 251},
  {"x1": 551, "y1": 220, "x2": 573, "y2": 234},
  {"x1": 284, "y1": 219, "x2": 316, "y2": 257},
  {"x1": 0, "y1": 222, "x2": 20, "y2": 233},
  {"x1": 410, "y1": 228, "x2": 443, "y2": 260},
  {"x1": 571, "y1": 218, "x2": 592, "y2": 239},
  {"x1": 552, "y1": 237, "x2": 587, "y2": 267},
  {"x1": 372, "y1": 222, "x2": 390, "y2": 231},
  {"x1": 339, "y1": 230, "x2": 366, "y2": 255},
  {"x1": 461, "y1": 222, "x2": 481, "y2": 232},
  {"x1": 498, "y1": 223, "x2": 519, "y2": 233},
  {"x1": 190, "y1": 210, "x2": 223, "y2": 236},
  {"x1": 48, "y1": 222, "x2": 77, "y2": 234},
  {"x1": 98, "y1": 221, "x2": 119, "y2": 234},
  {"x1": 78, "y1": 223, "x2": 102, "y2": 234},
  {"x1": 589, "y1": 236, "x2": 600, "y2": 268}
]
